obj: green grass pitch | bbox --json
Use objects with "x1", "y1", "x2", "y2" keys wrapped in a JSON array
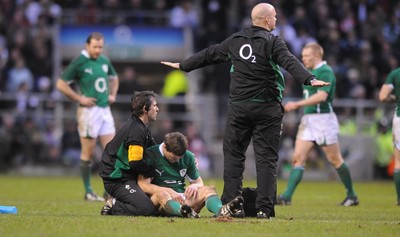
[{"x1": 0, "y1": 175, "x2": 399, "y2": 237}]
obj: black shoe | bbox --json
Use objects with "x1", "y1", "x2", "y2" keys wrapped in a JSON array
[
  {"x1": 256, "y1": 211, "x2": 271, "y2": 219},
  {"x1": 218, "y1": 196, "x2": 245, "y2": 218},
  {"x1": 340, "y1": 197, "x2": 359, "y2": 206},
  {"x1": 276, "y1": 195, "x2": 291, "y2": 205},
  {"x1": 100, "y1": 197, "x2": 113, "y2": 215},
  {"x1": 180, "y1": 204, "x2": 200, "y2": 218},
  {"x1": 103, "y1": 191, "x2": 112, "y2": 200}
]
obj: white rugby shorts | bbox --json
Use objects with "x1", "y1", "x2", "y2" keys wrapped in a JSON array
[
  {"x1": 296, "y1": 113, "x2": 339, "y2": 146},
  {"x1": 76, "y1": 105, "x2": 116, "y2": 138},
  {"x1": 392, "y1": 115, "x2": 400, "y2": 150}
]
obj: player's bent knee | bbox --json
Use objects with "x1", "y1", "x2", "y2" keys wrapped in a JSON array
[
  {"x1": 202, "y1": 185, "x2": 217, "y2": 196},
  {"x1": 154, "y1": 191, "x2": 172, "y2": 206}
]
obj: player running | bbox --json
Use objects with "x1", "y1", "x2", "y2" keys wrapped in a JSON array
[{"x1": 379, "y1": 66, "x2": 400, "y2": 206}]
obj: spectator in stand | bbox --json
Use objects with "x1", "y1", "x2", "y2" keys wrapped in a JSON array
[
  {"x1": 289, "y1": 6, "x2": 316, "y2": 38},
  {"x1": 41, "y1": 120, "x2": 60, "y2": 164},
  {"x1": 61, "y1": 119, "x2": 81, "y2": 167},
  {"x1": 118, "y1": 66, "x2": 144, "y2": 95},
  {"x1": 6, "y1": 58, "x2": 33, "y2": 93},
  {"x1": 0, "y1": 35, "x2": 9, "y2": 91},
  {"x1": 75, "y1": 0, "x2": 99, "y2": 24},
  {"x1": 18, "y1": 116, "x2": 44, "y2": 165},
  {"x1": 24, "y1": 0, "x2": 42, "y2": 26},
  {"x1": 38, "y1": 0, "x2": 62, "y2": 25},
  {"x1": 169, "y1": 0, "x2": 199, "y2": 29},
  {"x1": 186, "y1": 122, "x2": 211, "y2": 177},
  {"x1": 273, "y1": 7, "x2": 298, "y2": 55},
  {"x1": 0, "y1": 115, "x2": 12, "y2": 171}
]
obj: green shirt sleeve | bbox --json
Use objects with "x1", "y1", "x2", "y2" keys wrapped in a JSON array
[
  {"x1": 61, "y1": 58, "x2": 81, "y2": 82},
  {"x1": 185, "y1": 151, "x2": 200, "y2": 180}
]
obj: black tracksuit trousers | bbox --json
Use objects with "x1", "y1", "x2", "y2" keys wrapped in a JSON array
[{"x1": 221, "y1": 101, "x2": 283, "y2": 217}]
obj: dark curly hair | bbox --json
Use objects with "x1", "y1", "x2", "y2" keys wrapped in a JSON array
[{"x1": 130, "y1": 91, "x2": 157, "y2": 117}]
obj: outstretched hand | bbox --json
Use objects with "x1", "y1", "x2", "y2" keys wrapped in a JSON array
[
  {"x1": 161, "y1": 61, "x2": 180, "y2": 69},
  {"x1": 311, "y1": 79, "x2": 330, "y2": 87},
  {"x1": 284, "y1": 101, "x2": 299, "y2": 112}
]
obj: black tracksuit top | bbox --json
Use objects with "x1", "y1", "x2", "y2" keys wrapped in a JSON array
[
  {"x1": 99, "y1": 115, "x2": 156, "y2": 183},
  {"x1": 180, "y1": 25, "x2": 315, "y2": 102}
]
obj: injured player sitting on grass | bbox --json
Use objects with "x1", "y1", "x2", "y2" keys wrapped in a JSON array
[{"x1": 138, "y1": 132, "x2": 244, "y2": 218}]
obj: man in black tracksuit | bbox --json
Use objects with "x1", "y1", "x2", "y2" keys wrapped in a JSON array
[
  {"x1": 161, "y1": 3, "x2": 329, "y2": 218},
  {"x1": 99, "y1": 91, "x2": 160, "y2": 216}
]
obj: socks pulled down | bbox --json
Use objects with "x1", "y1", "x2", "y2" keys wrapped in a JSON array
[
  {"x1": 80, "y1": 160, "x2": 93, "y2": 194},
  {"x1": 164, "y1": 199, "x2": 183, "y2": 216}
]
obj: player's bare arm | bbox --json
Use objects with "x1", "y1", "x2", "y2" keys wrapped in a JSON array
[
  {"x1": 137, "y1": 175, "x2": 184, "y2": 204},
  {"x1": 108, "y1": 76, "x2": 119, "y2": 104},
  {"x1": 161, "y1": 61, "x2": 180, "y2": 69},
  {"x1": 56, "y1": 79, "x2": 96, "y2": 107},
  {"x1": 284, "y1": 90, "x2": 328, "y2": 112},
  {"x1": 379, "y1": 84, "x2": 395, "y2": 102},
  {"x1": 184, "y1": 177, "x2": 204, "y2": 199}
]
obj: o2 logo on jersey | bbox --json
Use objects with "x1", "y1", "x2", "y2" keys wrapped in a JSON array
[
  {"x1": 239, "y1": 44, "x2": 256, "y2": 63},
  {"x1": 95, "y1": 77, "x2": 107, "y2": 93}
]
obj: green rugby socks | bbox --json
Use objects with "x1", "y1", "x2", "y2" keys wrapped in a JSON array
[
  {"x1": 394, "y1": 169, "x2": 400, "y2": 202},
  {"x1": 80, "y1": 160, "x2": 93, "y2": 194},
  {"x1": 282, "y1": 167, "x2": 304, "y2": 200},
  {"x1": 164, "y1": 199, "x2": 182, "y2": 216},
  {"x1": 337, "y1": 163, "x2": 357, "y2": 198},
  {"x1": 206, "y1": 195, "x2": 223, "y2": 215}
]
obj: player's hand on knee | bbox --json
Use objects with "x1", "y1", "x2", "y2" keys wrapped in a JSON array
[
  {"x1": 184, "y1": 184, "x2": 199, "y2": 199},
  {"x1": 170, "y1": 192, "x2": 184, "y2": 204}
]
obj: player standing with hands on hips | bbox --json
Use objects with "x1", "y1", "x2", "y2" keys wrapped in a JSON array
[
  {"x1": 56, "y1": 32, "x2": 119, "y2": 202},
  {"x1": 161, "y1": 3, "x2": 329, "y2": 218},
  {"x1": 276, "y1": 42, "x2": 359, "y2": 206},
  {"x1": 379, "y1": 67, "x2": 400, "y2": 206}
]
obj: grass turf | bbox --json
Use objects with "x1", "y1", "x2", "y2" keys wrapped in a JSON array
[{"x1": 0, "y1": 175, "x2": 399, "y2": 237}]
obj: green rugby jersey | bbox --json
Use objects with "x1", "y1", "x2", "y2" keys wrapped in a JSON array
[
  {"x1": 61, "y1": 50, "x2": 117, "y2": 107},
  {"x1": 303, "y1": 62, "x2": 335, "y2": 114},
  {"x1": 144, "y1": 144, "x2": 200, "y2": 193},
  {"x1": 384, "y1": 67, "x2": 400, "y2": 116}
]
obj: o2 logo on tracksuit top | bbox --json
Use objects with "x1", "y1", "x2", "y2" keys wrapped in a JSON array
[{"x1": 239, "y1": 44, "x2": 256, "y2": 63}]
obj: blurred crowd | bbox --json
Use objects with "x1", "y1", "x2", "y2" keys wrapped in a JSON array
[
  {"x1": 199, "y1": 0, "x2": 400, "y2": 101},
  {"x1": 0, "y1": 0, "x2": 400, "y2": 175}
]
